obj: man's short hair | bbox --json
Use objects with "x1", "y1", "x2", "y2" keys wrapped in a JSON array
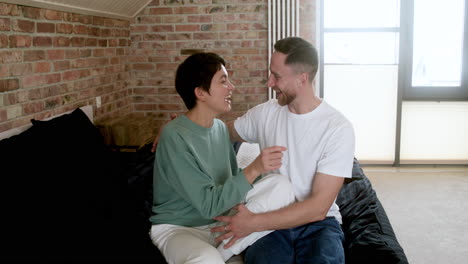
[
  {"x1": 175, "y1": 52, "x2": 226, "y2": 110},
  {"x1": 274, "y1": 37, "x2": 318, "y2": 82}
]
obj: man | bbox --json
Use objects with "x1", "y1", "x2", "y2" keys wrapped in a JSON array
[{"x1": 210, "y1": 37, "x2": 355, "y2": 263}]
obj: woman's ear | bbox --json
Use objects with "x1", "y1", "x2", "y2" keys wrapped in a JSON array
[{"x1": 194, "y1": 87, "x2": 206, "y2": 102}]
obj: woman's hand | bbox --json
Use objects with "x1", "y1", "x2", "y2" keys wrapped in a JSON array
[{"x1": 243, "y1": 146, "x2": 286, "y2": 183}]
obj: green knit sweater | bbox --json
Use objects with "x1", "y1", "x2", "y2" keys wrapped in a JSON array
[{"x1": 150, "y1": 115, "x2": 252, "y2": 227}]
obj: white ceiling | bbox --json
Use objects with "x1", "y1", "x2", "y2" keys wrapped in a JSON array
[{"x1": 2, "y1": 0, "x2": 153, "y2": 20}]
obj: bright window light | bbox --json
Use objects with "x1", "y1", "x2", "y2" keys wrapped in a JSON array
[{"x1": 412, "y1": 0, "x2": 465, "y2": 87}]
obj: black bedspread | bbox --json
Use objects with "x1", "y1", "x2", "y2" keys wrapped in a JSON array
[
  {"x1": 0, "y1": 108, "x2": 408, "y2": 263},
  {"x1": 337, "y1": 159, "x2": 408, "y2": 264}
]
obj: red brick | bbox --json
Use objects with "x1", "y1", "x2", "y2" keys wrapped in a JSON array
[
  {"x1": 0, "y1": 79, "x2": 19, "y2": 92},
  {"x1": 54, "y1": 60, "x2": 70, "y2": 71},
  {"x1": 23, "y1": 50, "x2": 45, "y2": 61},
  {"x1": 213, "y1": 14, "x2": 236, "y2": 22},
  {"x1": 73, "y1": 25, "x2": 88, "y2": 35},
  {"x1": 0, "y1": 109, "x2": 7, "y2": 122},
  {"x1": 47, "y1": 50, "x2": 65, "y2": 60},
  {"x1": 193, "y1": 32, "x2": 217, "y2": 40},
  {"x1": 135, "y1": 104, "x2": 155, "y2": 111},
  {"x1": 45, "y1": 97, "x2": 61, "y2": 109},
  {"x1": 0, "y1": 34, "x2": 7, "y2": 48},
  {"x1": 22, "y1": 75, "x2": 46, "y2": 88},
  {"x1": 219, "y1": 32, "x2": 244, "y2": 39},
  {"x1": 159, "y1": 104, "x2": 183, "y2": 111},
  {"x1": 37, "y1": 22, "x2": 55, "y2": 33},
  {"x1": 161, "y1": 16, "x2": 185, "y2": 24},
  {"x1": 131, "y1": 25, "x2": 149, "y2": 32},
  {"x1": 44, "y1": 10, "x2": 63, "y2": 20},
  {"x1": 176, "y1": 25, "x2": 200, "y2": 31},
  {"x1": 188, "y1": 15, "x2": 212, "y2": 23},
  {"x1": 227, "y1": 23, "x2": 250, "y2": 31},
  {"x1": 133, "y1": 63, "x2": 154, "y2": 71},
  {"x1": 88, "y1": 27, "x2": 100, "y2": 36},
  {"x1": 56, "y1": 23, "x2": 73, "y2": 34},
  {"x1": 149, "y1": 7, "x2": 173, "y2": 14},
  {"x1": 9, "y1": 63, "x2": 32, "y2": 76},
  {"x1": 53, "y1": 36, "x2": 70, "y2": 47},
  {"x1": 9, "y1": 35, "x2": 32, "y2": 48},
  {"x1": 0, "y1": 18, "x2": 10, "y2": 31},
  {"x1": 85, "y1": 38, "x2": 97, "y2": 46},
  {"x1": 156, "y1": 63, "x2": 178, "y2": 71},
  {"x1": 23, "y1": 101, "x2": 44, "y2": 115},
  {"x1": 45, "y1": 73, "x2": 61, "y2": 84},
  {"x1": 33, "y1": 36, "x2": 52, "y2": 47},
  {"x1": 118, "y1": 39, "x2": 127, "y2": 46},
  {"x1": 0, "y1": 65, "x2": 8, "y2": 78},
  {"x1": 34, "y1": 61, "x2": 51, "y2": 73},
  {"x1": 101, "y1": 28, "x2": 111, "y2": 37},
  {"x1": 0, "y1": 3, "x2": 20, "y2": 16},
  {"x1": 174, "y1": 7, "x2": 199, "y2": 14},
  {"x1": 22, "y1": 7, "x2": 42, "y2": 19},
  {"x1": 28, "y1": 88, "x2": 42, "y2": 100},
  {"x1": 151, "y1": 25, "x2": 174, "y2": 32},
  {"x1": 13, "y1": 19, "x2": 35, "y2": 32},
  {"x1": 167, "y1": 33, "x2": 191, "y2": 41},
  {"x1": 98, "y1": 39, "x2": 107, "y2": 47},
  {"x1": 3, "y1": 93, "x2": 18, "y2": 105},
  {"x1": 65, "y1": 49, "x2": 80, "y2": 59},
  {"x1": 71, "y1": 37, "x2": 85, "y2": 47}
]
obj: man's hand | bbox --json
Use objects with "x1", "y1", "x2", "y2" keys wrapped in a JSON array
[
  {"x1": 211, "y1": 204, "x2": 259, "y2": 249},
  {"x1": 151, "y1": 113, "x2": 178, "y2": 152}
]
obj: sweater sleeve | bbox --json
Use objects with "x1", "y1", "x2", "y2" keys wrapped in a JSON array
[{"x1": 157, "y1": 129, "x2": 252, "y2": 219}]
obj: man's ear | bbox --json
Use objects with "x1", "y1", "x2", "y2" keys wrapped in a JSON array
[{"x1": 296, "y1": 72, "x2": 309, "y2": 87}]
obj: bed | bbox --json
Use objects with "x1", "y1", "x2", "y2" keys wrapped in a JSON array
[{"x1": 0, "y1": 106, "x2": 408, "y2": 263}]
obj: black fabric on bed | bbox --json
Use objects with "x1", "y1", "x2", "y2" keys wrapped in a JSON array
[
  {"x1": 0, "y1": 108, "x2": 164, "y2": 262},
  {"x1": 337, "y1": 158, "x2": 409, "y2": 264},
  {"x1": 0, "y1": 111, "x2": 407, "y2": 263}
]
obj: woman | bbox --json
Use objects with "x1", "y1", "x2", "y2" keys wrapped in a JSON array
[{"x1": 150, "y1": 52, "x2": 295, "y2": 264}]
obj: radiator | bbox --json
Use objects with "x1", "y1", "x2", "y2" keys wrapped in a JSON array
[{"x1": 268, "y1": 0, "x2": 300, "y2": 99}]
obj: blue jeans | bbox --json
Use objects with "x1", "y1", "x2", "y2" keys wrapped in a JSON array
[{"x1": 244, "y1": 217, "x2": 345, "y2": 264}]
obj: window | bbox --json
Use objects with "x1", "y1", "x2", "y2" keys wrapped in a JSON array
[
  {"x1": 320, "y1": 0, "x2": 468, "y2": 165},
  {"x1": 320, "y1": 0, "x2": 400, "y2": 164},
  {"x1": 401, "y1": 0, "x2": 468, "y2": 100}
]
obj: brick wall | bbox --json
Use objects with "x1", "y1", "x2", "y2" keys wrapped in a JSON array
[
  {"x1": 129, "y1": 0, "x2": 317, "y2": 124},
  {"x1": 0, "y1": 2, "x2": 131, "y2": 133},
  {"x1": 0, "y1": 0, "x2": 317, "y2": 133}
]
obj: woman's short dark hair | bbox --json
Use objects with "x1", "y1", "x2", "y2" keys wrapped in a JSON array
[
  {"x1": 175, "y1": 52, "x2": 226, "y2": 110},
  {"x1": 274, "y1": 37, "x2": 318, "y2": 82}
]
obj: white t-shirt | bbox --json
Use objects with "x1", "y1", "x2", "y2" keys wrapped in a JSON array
[{"x1": 234, "y1": 99, "x2": 355, "y2": 223}]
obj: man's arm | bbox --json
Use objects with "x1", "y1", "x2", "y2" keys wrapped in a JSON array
[
  {"x1": 212, "y1": 172, "x2": 344, "y2": 248},
  {"x1": 151, "y1": 113, "x2": 178, "y2": 152},
  {"x1": 226, "y1": 120, "x2": 244, "y2": 143}
]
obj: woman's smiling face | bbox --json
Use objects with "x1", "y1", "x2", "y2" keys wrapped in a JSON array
[{"x1": 204, "y1": 64, "x2": 235, "y2": 115}]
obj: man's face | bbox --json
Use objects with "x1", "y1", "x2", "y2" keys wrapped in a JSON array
[
  {"x1": 267, "y1": 52, "x2": 300, "y2": 106},
  {"x1": 205, "y1": 65, "x2": 235, "y2": 114}
]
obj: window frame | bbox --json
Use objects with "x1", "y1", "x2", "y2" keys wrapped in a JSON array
[{"x1": 400, "y1": 0, "x2": 468, "y2": 101}]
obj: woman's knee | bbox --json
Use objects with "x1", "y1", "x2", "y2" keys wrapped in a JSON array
[{"x1": 160, "y1": 230, "x2": 225, "y2": 264}]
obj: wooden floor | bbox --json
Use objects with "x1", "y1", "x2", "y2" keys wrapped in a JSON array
[{"x1": 363, "y1": 166, "x2": 468, "y2": 264}]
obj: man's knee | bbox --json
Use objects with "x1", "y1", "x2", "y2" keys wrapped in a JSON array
[{"x1": 244, "y1": 230, "x2": 293, "y2": 264}]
